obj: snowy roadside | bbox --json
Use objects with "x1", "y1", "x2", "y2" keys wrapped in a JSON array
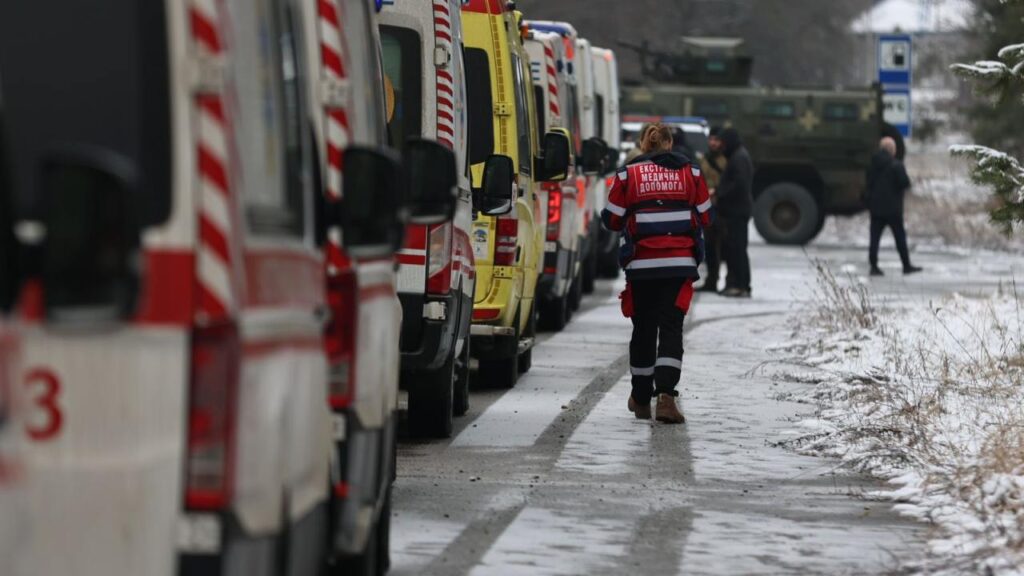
[{"x1": 766, "y1": 262, "x2": 1024, "y2": 575}]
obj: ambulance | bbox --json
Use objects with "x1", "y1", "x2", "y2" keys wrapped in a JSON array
[
  {"x1": 462, "y1": 0, "x2": 571, "y2": 388},
  {"x1": 379, "y1": 0, "x2": 477, "y2": 439},
  {"x1": 525, "y1": 21, "x2": 610, "y2": 298},
  {"x1": 0, "y1": 95, "x2": 25, "y2": 574},
  {"x1": 591, "y1": 46, "x2": 624, "y2": 278},
  {"x1": 0, "y1": 0, "x2": 450, "y2": 574},
  {"x1": 524, "y1": 31, "x2": 600, "y2": 331},
  {"x1": 301, "y1": 0, "x2": 458, "y2": 571}
]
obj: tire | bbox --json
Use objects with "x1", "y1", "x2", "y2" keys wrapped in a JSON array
[
  {"x1": 453, "y1": 336, "x2": 471, "y2": 417},
  {"x1": 540, "y1": 293, "x2": 569, "y2": 332},
  {"x1": 375, "y1": 489, "x2": 392, "y2": 576},
  {"x1": 407, "y1": 352, "x2": 455, "y2": 439},
  {"x1": 598, "y1": 254, "x2": 621, "y2": 279},
  {"x1": 478, "y1": 307, "x2": 520, "y2": 389},
  {"x1": 569, "y1": 271, "x2": 583, "y2": 313},
  {"x1": 331, "y1": 524, "x2": 378, "y2": 576},
  {"x1": 582, "y1": 243, "x2": 597, "y2": 294},
  {"x1": 753, "y1": 182, "x2": 822, "y2": 245},
  {"x1": 518, "y1": 304, "x2": 536, "y2": 375}
]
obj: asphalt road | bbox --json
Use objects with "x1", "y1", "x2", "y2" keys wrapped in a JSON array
[{"x1": 390, "y1": 237, "x2": 1019, "y2": 575}]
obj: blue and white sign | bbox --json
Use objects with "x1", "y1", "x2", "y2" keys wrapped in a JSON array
[{"x1": 878, "y1": 34, "x2": 913, "y2": 137}]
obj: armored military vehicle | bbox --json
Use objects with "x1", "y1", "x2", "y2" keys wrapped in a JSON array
[{"x1": 621, "y1": 37, "x2": 902, "y2": 245}]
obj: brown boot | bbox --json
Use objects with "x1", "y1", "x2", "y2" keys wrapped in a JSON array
[
  {"x1": 627, "y1": 397, "x2": 652, "y2": 420},
  {"x1": 655, "y1": 394, "x2": 685, "y2": 424}
]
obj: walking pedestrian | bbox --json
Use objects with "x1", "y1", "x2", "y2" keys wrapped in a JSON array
[
  {"x1": 697, "y1": 127, "x2": 728, "y2": 293},
  {"x1": 716, "y1": 127, "x2": 754, "y2": 298},
  {"x1": 866, "y1": 137, "x2": 922, "y2": 276},
  {"x1": 601, "y1": 123, "x2": 714, "y2": 424}
]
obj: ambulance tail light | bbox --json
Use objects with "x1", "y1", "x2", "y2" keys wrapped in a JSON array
[
  {"x1": 326, "y1": 267, "x2": 358, "y2": 409},
  {"x1": 185, "y1": 322, "x2": 240, "y2": 511},
  {"x1": 427, "y1": 224, "x2": 453, "y2": 295},
  {"x1": 545, "y1": 182, "x2": 562, "y2": 241},
  {"x1": 494, "y1": 217, "x2": 518, "y2": 266}
]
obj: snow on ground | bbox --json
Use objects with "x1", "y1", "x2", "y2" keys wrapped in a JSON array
[{"x1": 768, "y1": 262, "x2": 1024, "y2": 574}]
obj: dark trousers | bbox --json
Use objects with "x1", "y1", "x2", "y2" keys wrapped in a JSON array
[
  {"x1": 869, "y1": 215, "x2": 911, "y2": 269},
  {"x1": 703, "y1": 221, "x2": 723, "y2": 287},
  {"x1": 722, "y1": 215, "x2": 751, "y2": 292},
  {"x1": 629, "y1": 278, "x2": 686, "y2": 403}
]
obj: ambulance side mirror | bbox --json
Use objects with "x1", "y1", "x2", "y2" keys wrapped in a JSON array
[
  {"x1": 536, "y1": 130, "x2": 571, "y2": 183},
  {"x1": 405, "y1": 139, "x2": 458, "y2": 226},
  {"x1": 340, "y1": 146, "x2": 406, "y2": 259},
  {"x1": 477, "y1": 154, "x2": 515, "y2": 217},
  {"x1": 580, "y1": 138, "x2": 608, "y2": 176},
  {"x1": 603, "y1": 147, "x2": 620, "y2": 177},
  {"x1": 37, "y1": 148, "x2": 142, "y2": 325}
]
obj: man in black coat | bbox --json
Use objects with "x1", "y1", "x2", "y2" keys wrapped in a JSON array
[
  {"x1": 716, "y1": 128, "x2": 754, "y2": 297},
  {"x1": 866, "y1": 137, "x2": 921, "y2": 276}
]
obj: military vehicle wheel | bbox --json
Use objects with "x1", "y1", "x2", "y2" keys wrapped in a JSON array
[{"x1": 753, "y1": 182, "x2": 822, "y2": 245}]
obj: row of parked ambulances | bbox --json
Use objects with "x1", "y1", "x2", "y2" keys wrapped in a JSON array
[{"x1": 0, "y1": 1, "x2": 620, "y2": 575}]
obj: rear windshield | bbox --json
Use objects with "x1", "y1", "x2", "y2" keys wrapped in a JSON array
[
  {"x1": 381, "y1": 26, "x2": 423, "y2": 150},
  {"x1": 465, "y1": 48, "x2": 495, "y2": 166},
  {"x1": 0, "y1": 2, "x2": 171, "y2": 224}
]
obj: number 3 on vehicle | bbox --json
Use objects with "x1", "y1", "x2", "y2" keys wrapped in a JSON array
[{"x1": 24, "y1": 368, "x2": 63, "y2": 441}]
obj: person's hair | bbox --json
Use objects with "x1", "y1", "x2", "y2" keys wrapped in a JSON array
[
  {"x1": 640, "y1": 123, "x2": 673, "y2": 153},
  {"x1": 879, "y1": 136, "x2": 897, "y2": 156}
]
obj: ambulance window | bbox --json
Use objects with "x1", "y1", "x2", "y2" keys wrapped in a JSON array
[
  {"x1": 761, "y1": 101, "x2": 796, "y2": 119},
  {"x1": 511, "y1": 53, "x2": 532, "y2": 175},
  {"x1": 380, "y1": 26, "x2": 423, "y2": 150},
  {"x1": 533, "y1": 85, "x2": 546, "y2": 142},
  {"x1": 242, "y1": 0, "x2": 309, "y2": 237},
  {"x1": 343, "y1": 0, "x2": 387, "y2": 145},
  {"x1": 465, "y1": 48, "x2": 494, "y2": 166},
  {"x1": 0, "y1": 1, "x2": 171, "y2": 225},
  {"x1": 824, "y1": 103, "x2": 859, "y2": 122}
]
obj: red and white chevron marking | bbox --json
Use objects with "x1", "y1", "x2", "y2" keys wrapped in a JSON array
[
  {"x1": 191, "y1": 0, "x2": 237, "y2": 320},
  {"x1": 318, "y1": 0, "x2": 350, "y2": 204},
  {"x1": 434, "y1": 1, "x2": 456, "y2": 150},
  {"x1": 544, "y1": 45, "x2": 560, "y2": 117}
]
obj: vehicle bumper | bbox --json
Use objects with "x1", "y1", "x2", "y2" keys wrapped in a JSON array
[
  {"x1": 178, "y1": 502, "x2": 327, "y2": 576},
  {"x1": 328, "y1": 409, "x2": 396, "y2": 557},
  {"x1": 469, "y1": 323, "x2": 520, "y2": 361},
  {"x1": 398, "y1": 291, "x2": 463, "y2": 374}
]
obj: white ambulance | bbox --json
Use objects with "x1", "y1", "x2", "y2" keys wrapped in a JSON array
[
  {"x1": 0, "y1": 0, "x2": 446, "y2": 574},
  {"x1": 591, "y1": 46, "x2": 623, "y2": 278},
  {"x1": 379, "y1": 0, "x2": 477, "y2": 439},
  {"x1": 524, "y1": 31, "x2": 590, "y2": 331},
  {"x1": 525, "y1": 21, "x2": 609, "y2": 300},
  {"x1": 0, "y1": 105, "x2": 25, "y2": 575},
  {"x1": 300, "y1": 0, "x2": 457, "y2": 572}
]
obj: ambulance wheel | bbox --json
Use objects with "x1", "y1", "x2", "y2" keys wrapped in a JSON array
[
  {"x1": 569, "y1": 271, "x2": 583, "y2": 313},
  {"x1": 518, "y1": 304, "x2": 536, "y2": 374},
  {"x1": 479, "y1": 308, "x2": 520, "y2": 389},
  {"x1": 408, "y1": 352, "x2": 455, "y2": 439},
  {"x1": 753, "y1": 182, "x2": 821, "y2": 246},
  {"x1": 453, "y1": 337, "x2": 471, "y2": 417},
  {"x1": 582, "y1": 245, "x2": 597, "y2": 294},
  {"x1": 375, "y1": 488, "x2": 392, "y2": 574},
  {"x1": 540, "y1": 293, "x2": 569, "y2": 332}
]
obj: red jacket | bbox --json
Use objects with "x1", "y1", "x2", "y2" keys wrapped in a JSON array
[{"x1": 601, "y1": 152, "x2": 713, "y2": 280}]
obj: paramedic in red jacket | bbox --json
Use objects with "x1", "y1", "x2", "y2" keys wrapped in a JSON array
[{"x1": 601, "y1": 123, "x2": 714, "y2": 424}]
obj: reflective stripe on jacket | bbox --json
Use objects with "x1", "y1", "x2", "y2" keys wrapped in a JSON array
[{"x1": 601, "y1": 154, "x2": 713, "y2": 280}]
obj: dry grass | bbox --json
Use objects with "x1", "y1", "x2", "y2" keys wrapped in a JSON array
[{"x1": 775, "y1": 263, "x2": 1024, "y2": 574}]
